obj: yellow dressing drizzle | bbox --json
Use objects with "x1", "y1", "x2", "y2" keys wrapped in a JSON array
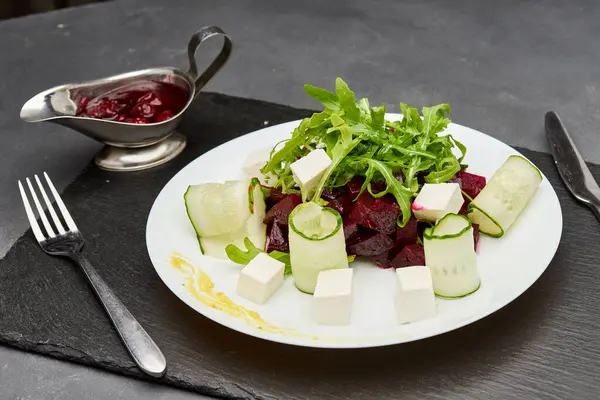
[
  {"x1": 169, "y1": 252, "x2": 298, "y2": 335},
  {"x1": 169, "y1": 252, "x2": 408, "y2": 343}
]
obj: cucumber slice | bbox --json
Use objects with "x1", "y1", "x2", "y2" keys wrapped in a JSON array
[
  {"x1": 185, "y1": 180, "x2": 251, "y2": 237},
  {"x1": 199, "y1": 232, "x2": 245, "y2": 260},
  {"x1": 423, "y1": 214, "x2": 480, "y2": 298},
  {"x1": 467, "y1": 155, "x2": 542, "y2": 237},
  {"x1": 288, "y1": 202, "x2": 349, "y2": 294},
  {"x1": 195, "y1": 180, "x2": 267, "y2": 259},
  {"x1": 246, "y1": 180, "x2": 268, "y2": 252}
]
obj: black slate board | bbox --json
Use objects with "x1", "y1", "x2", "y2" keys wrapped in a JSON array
[{"x1": 1, "y1": 94, "x2": 599, "y2": 400}]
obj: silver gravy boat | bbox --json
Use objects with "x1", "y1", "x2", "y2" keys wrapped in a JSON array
[{"x1": 20, "y1": 26, "x2": 232, "y2": 171}]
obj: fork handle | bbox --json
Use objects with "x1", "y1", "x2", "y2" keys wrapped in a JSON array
[
  {"x1": 71, "y1": 253, "x2": 167, "y2": 377},
  {"x1": 587, "y1": 199, "x2": 600, "y2": 223}
]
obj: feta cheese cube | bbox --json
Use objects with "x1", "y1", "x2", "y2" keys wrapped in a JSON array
[
  {"x1": 395, "y1": 266, "x2": 437, "y2": 324},
  {"x1": 236, "y1": 253, "x2": 284, "y2": 304},
  {"x1": 411, "y1": 183, "x2": 464, "y2": 222},
  {"x1": 313, "y1": 268, "x2": 353, "y2": 325},
  {"x1": 242, "y1": 147, "x2": 276, "y2": 185},
  {"x1": 290, "y1": 149, "x2": 332, "y2": 199}
]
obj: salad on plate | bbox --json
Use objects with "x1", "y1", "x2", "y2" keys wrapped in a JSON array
[{"x1": 183, "y1": 78, "x2": 542, "y2": 326}]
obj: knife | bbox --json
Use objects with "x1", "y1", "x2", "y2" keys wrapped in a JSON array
[{"x1": 545, "y1": 110, "x2": 600, "y2": 221}]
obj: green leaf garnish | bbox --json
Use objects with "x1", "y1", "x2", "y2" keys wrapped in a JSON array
[
  {"x1": 267, "y1": 251, "x2": 292, "y2": 275},
  {"x1": 225, "y1": 237, "x2": 261, "y2": 265},
  {"x1": 225, "y1": 238, "x2": 292, "y2": 275},
  {"x1": 304, "y1": 84, "x2": 340, "y2": 111}
]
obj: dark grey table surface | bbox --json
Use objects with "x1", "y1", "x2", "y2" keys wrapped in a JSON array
[{"x1": 1, "y1": 0, "x2": 600, "y2": 398}]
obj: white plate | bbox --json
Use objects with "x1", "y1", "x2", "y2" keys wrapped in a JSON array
[{"x1": 146, "y1": 114, "x2": 562, "y2": 349}]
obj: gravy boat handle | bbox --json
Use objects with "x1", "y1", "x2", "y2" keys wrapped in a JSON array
[{"x1": 186, "y1": 25, "x2": 233, "y2": 97}]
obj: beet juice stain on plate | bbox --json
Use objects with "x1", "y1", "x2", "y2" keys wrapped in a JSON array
[{"x1": 76, "y1": 80, "x2": 190, "y2": 124}]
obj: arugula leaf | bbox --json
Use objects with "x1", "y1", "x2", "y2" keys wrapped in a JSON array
[
  {"x1": 268, "y1": 251, "x2": 292, "y2": 275},
  {"x1": 225, "y1": 238, "x2": 293, "y2": 275},
  {"x1": 335, "y1": 78, "x2": 360, "y2": 121},
  {"x1": 424, "y1": 156, "x2": 461, "y2": 183},
  {"x1": 398, "y1": 103, "x2": 423, "y2": 136},
  {"x1": 260, "y1": 78, "x2": 465, "y2": 225},
  {"x1": 448, "y1": 134, "x2": 467, "y2": 163},
  {"x1": 370, "y1": 105, "x2": 386, "y2": 131},
  {"x1": 358, "y1": 158, "x2": 413, "y2": 227},
  {"x1": 226, "y1": 240, "x2": 354, "y2": 277},
  {"x1": 357, "y1": 98, "x2": 371, "y2": 116},
  {"x1": 404, "y1": 104, "x2": 451, "y2": 189},
  {"x1": 225, "y1": 237, "x2": 262, "y2": 265},
  {"x1": 422, "y1": 104, "x2": 451, "y2": 136},
  {"x1": 312, "y1": 137, "x2": 362, "y2": 201},
  {"x1": 304, "y1": 84, "x2": 340, "y2": 111}
]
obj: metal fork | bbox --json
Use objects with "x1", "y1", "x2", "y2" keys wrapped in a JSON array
[{"x1": 18, "y1": 172, "x2": 167, "y2": 378}]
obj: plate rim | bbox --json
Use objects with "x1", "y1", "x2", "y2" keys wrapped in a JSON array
[{"x1": 145, "y1": 114, "x2": 563, "y2": 349}]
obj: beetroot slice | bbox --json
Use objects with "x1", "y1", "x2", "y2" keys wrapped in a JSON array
[
  {"x1": 321, "y1": 187, "x2": 344, "y2": 201},
  {"x1": 347, "y1": 177, "x2": 365, "y2": 199},
  {"x1": 362, "y1": 195, "x2": 400, "y2": 235},
  {"x1": 371, "y1": 250, "x2": 393, "y2": 269},
  {"x1": 458, "y1": 201, "x2": 469, "y2": 216},
  {"x1": 347, "y1": 178, "x2": 386, "y2": 196},
  {"x1": 264, "y1": 187, "x2": 288, "y2": 209},
  {"x1": 450, "y1": 170, "x2": 486, "y2": 199},
  {"x1": 263, "y1": 194, "x2": 302, "y2": 226},
  {"x1": 265, "y1": 223, "x2": 289, "y2": 253},
  {"x1": 343, "y1": 220, "x2": 360, "y2": 244},
  {"x1": 369, "y1": 180, "x2": 387, "y2": 195},
  {"x1": 327, "y1": 192, "x2": 353, "y2": 216},
  {"x1": 390, "y1": 244, "x2": 425, "y2": 268},
  {"x1": 347, "y1": 232, "x2": 395, "y2": 256},
  {"x1": 348, "y1": 191, "x2": 374, "y2": 225},
  {"x1": 395, "y1": 217, "x2": 419, "y2": 248}
]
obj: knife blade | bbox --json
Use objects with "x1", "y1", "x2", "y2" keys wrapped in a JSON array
[{"x1": 545, "y1": 110, "x2": 600, "y2": 221}]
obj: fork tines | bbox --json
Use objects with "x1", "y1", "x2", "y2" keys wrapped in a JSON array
[{"x1": 18, "y1": 172, "x2": 78, "y2": 242}]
